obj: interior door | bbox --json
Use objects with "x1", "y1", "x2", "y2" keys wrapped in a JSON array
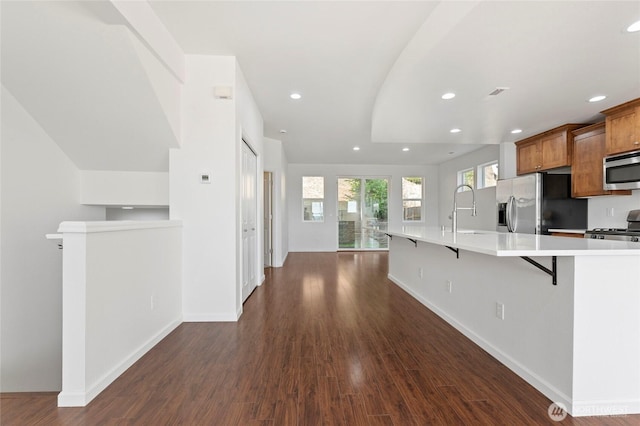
[{"x1": 242, "y1": 142, "x2": 258, "y2": 302}]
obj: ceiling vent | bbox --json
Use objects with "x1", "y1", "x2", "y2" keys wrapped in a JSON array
[{"x1": 488, "y1": 87, "x2": 510, "y2": 96}]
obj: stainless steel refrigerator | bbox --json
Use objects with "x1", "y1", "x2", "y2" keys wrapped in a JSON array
[{"x1": 496, "y1": 173, "x2": 588, "y2": 234}]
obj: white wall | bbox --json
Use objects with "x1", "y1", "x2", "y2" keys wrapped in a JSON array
[
  {"x1": 0, "y1": 87, "x2": 105, "y2": 392},
  {"x1": 499, "y1": 141, "x2": 517, "y2": 179},
  {"x1": 57, "y1": 221, "x2": 182, "y2": 406},
  {"x1": 287, "y1": 163, "x2": 439, "y2": 252},
  {"x1": 588, "y1": 192, "x2": 640, "y2": 229},
  {"x1": 235, "y1": 62, "x2": 265, "y2": 288},
  {"x1": 264, "y1": 137, "x2": 289, "y2": 266},
  {"x1": 170, "y1": 55, "x2": 263, "y2": 321},
  {"x1": 438, "y1": 145, "x2": 500, "y2": 231},
  {"x1": 105, "y1": 207, "x2": 169, "y2": 221},
  {"x1": 80, "y1": 171, "x2": 169, "y2": 207}
]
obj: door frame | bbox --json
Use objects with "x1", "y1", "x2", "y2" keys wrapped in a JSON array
[
  {"x1": 263, "y1": 171, "x2": 273, "y2": 268},
  {"x1": 336, "y1": 175, "x2": 390, "y2": 251},
  {"x1": 241, "y1": 139, "x2": 259, "y2": 303}
]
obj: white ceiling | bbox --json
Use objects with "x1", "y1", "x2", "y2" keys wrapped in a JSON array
[
  {"x1": 2, "y1": 1, "x2": 639, "y2": 169},
  {"x1": 150, "y1": 0, "x2": 640, "y2": 165}
]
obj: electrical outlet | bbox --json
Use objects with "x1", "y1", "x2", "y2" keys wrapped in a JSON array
[
  {"x1": 496, "y1": 302, "x2": 504, "y2": 320},
  {"x1": 418, "y1": 267, "x2": 423, "y2": 278},
  {"x1": 606, "y1": 207, "x2": 615, "y2": 217},
  {"x1": 446, "y1": 280, "x2": 452, "y2": 293}
]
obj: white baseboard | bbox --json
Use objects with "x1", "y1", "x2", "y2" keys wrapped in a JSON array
[{"x1": 58, "y1": 318, "x2": 182, "y2": 407}]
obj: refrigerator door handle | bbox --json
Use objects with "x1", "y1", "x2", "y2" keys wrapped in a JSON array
[{"x1": 506, "y1": 196, "x2": 516, "y2": 232}]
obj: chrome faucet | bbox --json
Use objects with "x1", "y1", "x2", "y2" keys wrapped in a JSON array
[{"x1": 452, "y1": 184, "x2": 477, "y2": 233}]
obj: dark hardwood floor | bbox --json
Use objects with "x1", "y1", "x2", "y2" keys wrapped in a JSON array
[{"x1": 2, "y1": 252, "x2": 638, "y2": 425}]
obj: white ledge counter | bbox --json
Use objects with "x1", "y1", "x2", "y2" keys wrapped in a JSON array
[
  {"x1": 385, "y1": 226, "x2": 640, "y2": 417},
  {"x1": 386, "y1": 226, "x2": 640, "y2": 256}
]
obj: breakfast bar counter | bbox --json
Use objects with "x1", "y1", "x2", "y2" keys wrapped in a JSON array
[
  {"x1": 386, "y1": 226, "x2": 640, "y2": 257},
  {"x1": 385, "y1": 226, "x2": 640, "y2": 417}
]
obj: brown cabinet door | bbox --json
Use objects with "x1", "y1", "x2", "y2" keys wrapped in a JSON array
[
  {"x1": 572, "y1": 129, "x2": 605, "y2": 197},
  {"x1": 572, "y1": 123, "x2": 631, "y2": 198},
  {"x1": 516, "y1": 140, "x2": 540, "y2": 175},
  {"x1": 606, "y1": 106, "x2": 640, "y2": 154},
  {"x1": 541, "y1": 131, "x2": 569, "y2": 169}
]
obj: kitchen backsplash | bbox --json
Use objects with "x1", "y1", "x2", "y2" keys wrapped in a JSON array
[{"x1": 588, "y1": 191, "x2": 640, "y2": 229}]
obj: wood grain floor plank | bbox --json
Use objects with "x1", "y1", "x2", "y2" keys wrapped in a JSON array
[{"x1": 339, "y1": 393, "x2": 369, "y2": 426}]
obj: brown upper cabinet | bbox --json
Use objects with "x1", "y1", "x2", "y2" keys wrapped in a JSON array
[
  {"x1": 515, "y1": 124, "x2": 584, "y2": 175},
  {"x1": 602, "y1": 97, "x2": 640, "y2": 155},
  {"x1": 571, "y1": 122, "x2": 631, "y2": 198}
]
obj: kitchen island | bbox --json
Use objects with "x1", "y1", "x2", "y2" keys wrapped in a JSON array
[{"x1": 386, "y1": 226, "x2": 640, "y2": 417}]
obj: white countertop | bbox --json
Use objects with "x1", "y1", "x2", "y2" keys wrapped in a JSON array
[{"x1": 386, "y1": 226, "x2": 640, "y2": 257}]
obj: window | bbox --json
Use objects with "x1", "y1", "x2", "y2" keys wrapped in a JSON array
[
  {"x1": 302, "y1": 176, "x2": 324, "y2": 221},
  {"x1": 402, "y1": 177, "x2": 423, "y2": 221},
  {"x1": 477, "y1": 161, "x2": 499, "y2": 188},
  {"x1": 457, "y1": 168, "x2": 474, "y2": 191}
]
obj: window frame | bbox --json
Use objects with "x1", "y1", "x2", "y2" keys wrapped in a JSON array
[
  {"x1": 476, "y1": 161, "x2": 499, "y2": 189},
  {"x1": 456, "y1": 168, "x2": 475, "y2": 191},
  {"x1": 401, "y1": 176, "x2": 424, "y2": 222},
  {"x1": 302, "y1": 176, "x2": 325, "y2": 222}
]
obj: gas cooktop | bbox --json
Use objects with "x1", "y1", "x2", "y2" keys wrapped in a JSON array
[{"x1": 584, "y1": 210, "x2": 640, "y2": 242}]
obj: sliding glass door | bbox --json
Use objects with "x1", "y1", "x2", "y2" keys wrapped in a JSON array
[{"x1": 337, "y1": 177, "x2": 389, "y2": 250}]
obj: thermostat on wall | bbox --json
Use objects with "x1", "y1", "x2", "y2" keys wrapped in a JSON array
[{"x1": 200, "y1": 172, "x2": 211, "y2": 184}]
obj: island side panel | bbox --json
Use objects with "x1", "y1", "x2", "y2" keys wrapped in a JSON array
[
  {"x1": 388, "y1": 237, "x2": 575, "y2": 408},
  {"x1": 571, "y1": 255, "x2": 640, "y2": 416}
]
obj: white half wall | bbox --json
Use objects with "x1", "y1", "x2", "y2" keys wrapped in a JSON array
[
  {"x1": 287, "y1": 163, "x2": 439, "y2": 252},
  {"x1": 388, "y1": 237, "x2": 640, "y2": 416},
  {"x1": 80, "y1": 170, "x2": 169, "y2": 207},
  {"x1": 57, "y1": 221, "x2": 182, "y2": 407},
  {"x1": 438, "y1": 145, "x2": 499, "y2": 231},
  {"x1": 0, "y1": 87, "x2": 104, "y2": 392}
]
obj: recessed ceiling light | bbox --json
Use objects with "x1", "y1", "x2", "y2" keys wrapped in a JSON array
[
  {"x1": 290, "y1": 93, "x2": 302, "y2": 100},
  {"x1": 627, "y1": 20, "x2": 640, "y2": 33},
  {"x1": 402, "y1": 147, "x2": 410, "y2": 152},
  {"x1": 588, "y1": 95, "x2": 607, "y2": 103},
  {"x1": 122, "y1": 206, "x2": 134, "y2": 210},
  {"x1": 353, "y1": 146, "x2": 360, "y2": 151},
  {"x1": 279, "y1": 129, "x2": 287, "y2": 134},
  {"x1": 511, "y1": 129, "x2": 523, "y2": 134},
  {"x1": 450, "y1": 128, "x2": 461, "y2": 133},
  {"x1": 448, "y1": 151, "x2": 455, "y2": 155},
  {"x1": 441, "y1": 92, "x2": 456, "y2": 100}
]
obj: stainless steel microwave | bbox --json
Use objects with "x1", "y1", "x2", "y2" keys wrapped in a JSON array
[{"x1": 604, "y1": 149, "x2": 640, "y2": 190}]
